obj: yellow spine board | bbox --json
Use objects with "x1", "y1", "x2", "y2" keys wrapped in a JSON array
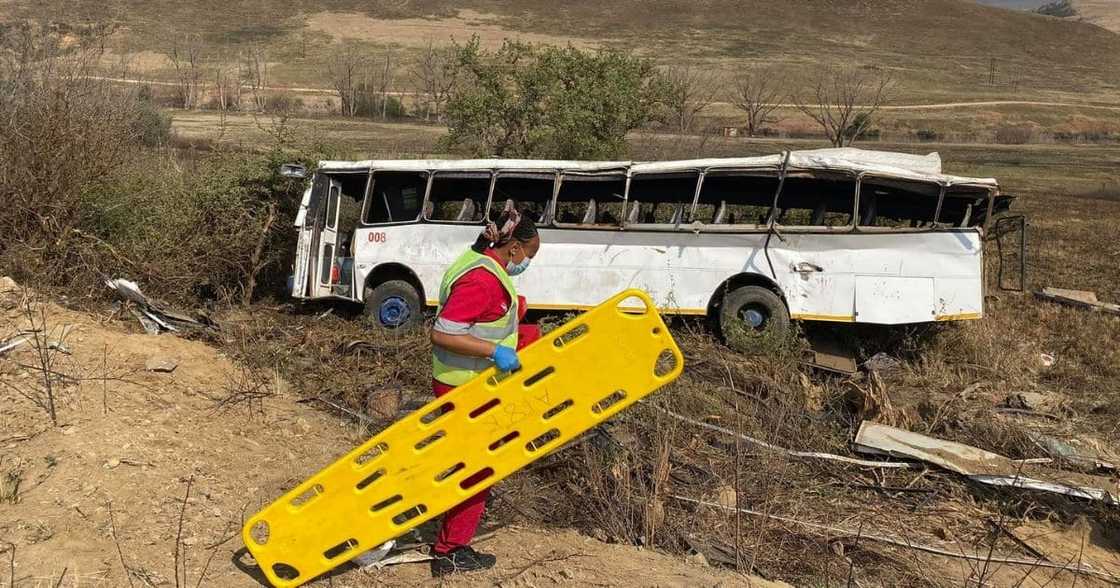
[{"x1": 242, "y1": 289, "x2": 684, "y2": 587}]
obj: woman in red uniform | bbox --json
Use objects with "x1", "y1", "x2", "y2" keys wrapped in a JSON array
[{"x1": 428, "y1": 204, "x2": 541, "y2": 576}]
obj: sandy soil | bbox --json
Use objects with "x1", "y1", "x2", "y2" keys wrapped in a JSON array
[{"x1": 0, "y1": 281, "x2": 773, "y2": 587}]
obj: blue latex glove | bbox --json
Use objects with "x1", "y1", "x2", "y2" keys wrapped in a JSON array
[{"x1": 490, "y1": 345, "x2": 521, "y2": 372}]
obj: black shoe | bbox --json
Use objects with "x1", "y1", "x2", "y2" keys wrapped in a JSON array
[{"x1": 430, "y1": 546, "x2": 497, "y2": 577}]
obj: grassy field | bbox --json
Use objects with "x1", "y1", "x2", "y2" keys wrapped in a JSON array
[{"x1": 5, "y1": 0, "x2": 1120, "y2": 105}]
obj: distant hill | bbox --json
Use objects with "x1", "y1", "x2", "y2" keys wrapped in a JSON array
[
  {"x1": 2, "y1": 0, "x2": 1118, "y2": 103},
  {"x1": 975, "y1": 0, "x2": 1050, "y2": 8},
  {"x1": 1074, "y1": 0, "x2": 1120, "y2": 32}
]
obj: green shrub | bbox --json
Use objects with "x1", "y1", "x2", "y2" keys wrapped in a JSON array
[
  {"x1": 442, "y1": 36, "x2": 669, "y2": 159},
  {"x1": 132, "y1": 98, "x2": 173, "y2": 147}
]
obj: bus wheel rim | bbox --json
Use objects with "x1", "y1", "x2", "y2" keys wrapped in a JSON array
[
  {"x1": 379, "y1": 296, "x2": 410, "y2": 327},
  {"x1": 740, "y1": 305, "x2": 767, "y2": 329}
]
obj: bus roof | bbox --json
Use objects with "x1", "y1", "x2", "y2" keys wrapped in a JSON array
[{"x1": 318, "y1": 148, "x2": 998, "y2": 189}]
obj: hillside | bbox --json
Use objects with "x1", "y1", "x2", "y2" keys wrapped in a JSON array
[
  {"x1": 1075, "y1": 0, "x2": 1120, "y2": 32},
  {"x1": 2, "y1": 0, "x2": 1120, "y2": 103}
]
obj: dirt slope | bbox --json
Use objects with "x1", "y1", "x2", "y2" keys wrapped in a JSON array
[{"x1": 0, "y1": 283, "x2": 771, "y2": 587}]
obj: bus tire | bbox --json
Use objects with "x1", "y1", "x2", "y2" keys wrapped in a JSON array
[
  {"x1": 719, "y1": 285, "x2": 789, "y2": 337},
  {"x1": 364, "y1": 280, "x2": 421, "y2": 331}
]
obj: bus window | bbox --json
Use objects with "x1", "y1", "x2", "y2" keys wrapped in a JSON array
[
  {"x1": 489, "y1": 172, "x2": 557, "y2": 225},
  {"x1": 858, "y1": 177, "x2": 940, "y2": 229},
  {"x1": 774, "y1": 173, "x2": 855, "y2": 228},
  {"x1": 426, "y1": 172, "x2": 491, "y2": 224},
  {"x1": 363, "y1": 171, "x2": 426, "y2": 225},
  {"x1": 695, "y1": 171, "x2": 778, "y2": 229},
  {"x1": 939, "y1": 186, "x2": 991, "y2": 227},
  {"x1": 554, "y1": 173, "x2": 627, "y2": 228},
  {"x1": 626, "y1": 172, "x2": 699, "y2": 227}
]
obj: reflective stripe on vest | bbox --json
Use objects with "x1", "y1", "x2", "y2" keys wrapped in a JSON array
[{"x1": 432, "y1": 249, "x2": 519, "y2": 387}]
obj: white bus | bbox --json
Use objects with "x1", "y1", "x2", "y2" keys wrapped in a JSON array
[{"x1": 285, "y1": 148, "x2": 1016, "y2": 335}]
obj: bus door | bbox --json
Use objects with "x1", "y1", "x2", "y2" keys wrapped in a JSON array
[
  {"x1": 311, "y1": 178, "x2": 344, "y2": 298},
  {"x1": 294, "y1": 173, "x2": 343, "y2": 299}
]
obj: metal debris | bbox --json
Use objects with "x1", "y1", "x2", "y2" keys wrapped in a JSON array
[
  {"x1": 1030, "y1": 433, "x2": 1118, "y2": 474},
  {"x1": 803, "y1": 336, "x2": 857, "y2": 375},
  {"x1": 106, "y1": 278, "x2": 219, "y2": 334},
  {"x1": 0, "y1": 334, "x2": 32, "y2": 355},
  {"x1": 0, "y1": 325, "x2": 74, "y2": 356},
  {"x1": 854, "y1": 421, "x2": 1118, "y2": 504},
  {"x1": 1036, "y1": 287, "x2": 1120, "y2": 316}
]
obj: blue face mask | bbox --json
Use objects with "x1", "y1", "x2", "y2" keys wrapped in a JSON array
[{"x1": 506, "y1": 256, "x2": 531, "y2": 276}]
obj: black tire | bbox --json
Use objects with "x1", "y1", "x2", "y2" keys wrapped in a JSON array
[
  {"x1": 718, "y1": 285, "x2": 789, "y2": 337},
  {"x1": 364, "y1": 279, "x2": 422, "y2": 331}
]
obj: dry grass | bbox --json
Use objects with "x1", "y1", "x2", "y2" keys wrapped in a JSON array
[{"x1": 200, "y1": 131, "x2": 1120, "y2": 585}]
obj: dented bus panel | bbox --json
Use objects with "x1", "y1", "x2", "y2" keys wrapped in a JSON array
[{"x1": 287, "y1": 149, "x2": 1016, "y2": 335}]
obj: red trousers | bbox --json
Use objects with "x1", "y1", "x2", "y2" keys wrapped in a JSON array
[{"x1": 431, "y1": 323, "x2": 541, "y2": 554}]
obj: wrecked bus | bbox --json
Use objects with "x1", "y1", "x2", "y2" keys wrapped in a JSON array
[{"x1": 285, "y1": 148, "x2": 1018, "y2": 335}]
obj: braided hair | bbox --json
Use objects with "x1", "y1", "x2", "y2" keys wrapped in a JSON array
[{"x1": 472, "y1": 201, "x2": 539, "y2": 253}]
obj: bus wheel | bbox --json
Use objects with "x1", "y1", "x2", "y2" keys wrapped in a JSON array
[
  {"x1": 364, "y1": 280, "x2": 421, "y2": 330},
  {"x1": 719, "y1": 285, "x2": 789, "y2": 336}
]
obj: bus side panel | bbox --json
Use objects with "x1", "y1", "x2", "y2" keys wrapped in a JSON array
[
  {"x1": 518, "y1": 229, "x2": 771, "y2": 314},
  {"x1": 770, "y1": 231, "x2": 982, "y2": 325},
  {"x1": 348, "y1": 225, "x2": 982, "y2": 325},
  {"x1": 352, "y1": 224, "x2": 480, "y2": 304},
  {"x1": 768, "y1": 236, "x2": 857, "y2": 321}
]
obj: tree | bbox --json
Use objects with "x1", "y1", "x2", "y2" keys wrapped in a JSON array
[
  {"x1": 662, "y1": 65, "x2": 721, "y2": 133},
  {"x1": 443, "y1": 37, "x2": 669, "y2": 160},
  {"x1": 374, "y1": 51, "x2": 394, "y2": 120},
  {"x1": 795, "y1": 65, "x2": 892, "y2": 147},
  {"x1": 731, "y1": 67, "x2": 784, "y2": 137},
  {"x1": 244, "y1": 45, "x2": 269, "y2": 111},
  {"x1": 411, "y1": 41, "x2": 458, "y2": 121},
  {"x1": 328, "y1": 43, "x2": 366, "y2": 117},
  {"x1": 169, "y1": 35, "x2": 204, "y2": 109}
]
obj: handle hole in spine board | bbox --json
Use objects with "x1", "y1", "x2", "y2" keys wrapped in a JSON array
[
  {"x1": 459, "y1": 467, "x2": 495, "y2": 490},
  {"x1": 354, "y1": 442, "x2": 389, "y2": 467},
  {"x1": 616, "y1": 295, "x2": 650, "y2": 316},
  {"x1": 420, "y1": 402, "x2": 454, "y2": 425},
  {"x1": 523, "y1": 366, "x2": 556, "y2": 388},
  {"x1": 488, "y1": 431, "x2": 520, "y2": 452},
  {"x1": 414, "y1": 430, "x2": 446, "y2": 451},
  {"x1": 356, "y1": 469, "x2": 385, "y2": 491},
  {"x1": 371, "y1": 494, "x2": 403, "y2": 513},
  {"x1": 592, "y1": 390, "x2": 627, "y2": 414},
  {"x1": 542, "y1": 399, "x2": 573, "y2": 420},
  {"x1": 470, "y1": 398, "x2": 500, "y2": 419},
  {"x1": 290, "y1": 484, "x2": 324, "y2": 509},
  {"x1": 553, "y1": 324, "x2": 589, "y2": 349},
  {"x1": 392, "y1": 504, "x2": 428, "y2": 525},
  {"x1": 654, "y1": 349, "x2": 678, "y2": 378},
  {"x1": 272, "y1": 563, "x2": 300, "y2": 581},
  {"x1": 435, "y1": 462, "x2": 465, "y2": 482},
  {"x1": 249, "y1": 521, "x2": 270, "y2": 546},
  {"x1": 525, "y1": 429, "x2": 560, "y2": 452},
  {"x1": 487, "y1": 370, "x2": 514, "y2": 387},
  {"x1": 323, "y1": 538, "x2": 359, "y2": 560}
]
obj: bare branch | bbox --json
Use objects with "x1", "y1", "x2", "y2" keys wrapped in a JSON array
[
  {"x1": 663, "y1": 65, "x2": 723, "y2": 133},
  {"x1": 732, "y1": 67, "x2": 785, "y2": 137},
  {"x1": 795, "y1": 65, "x2": 893, "y2": 147}
]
